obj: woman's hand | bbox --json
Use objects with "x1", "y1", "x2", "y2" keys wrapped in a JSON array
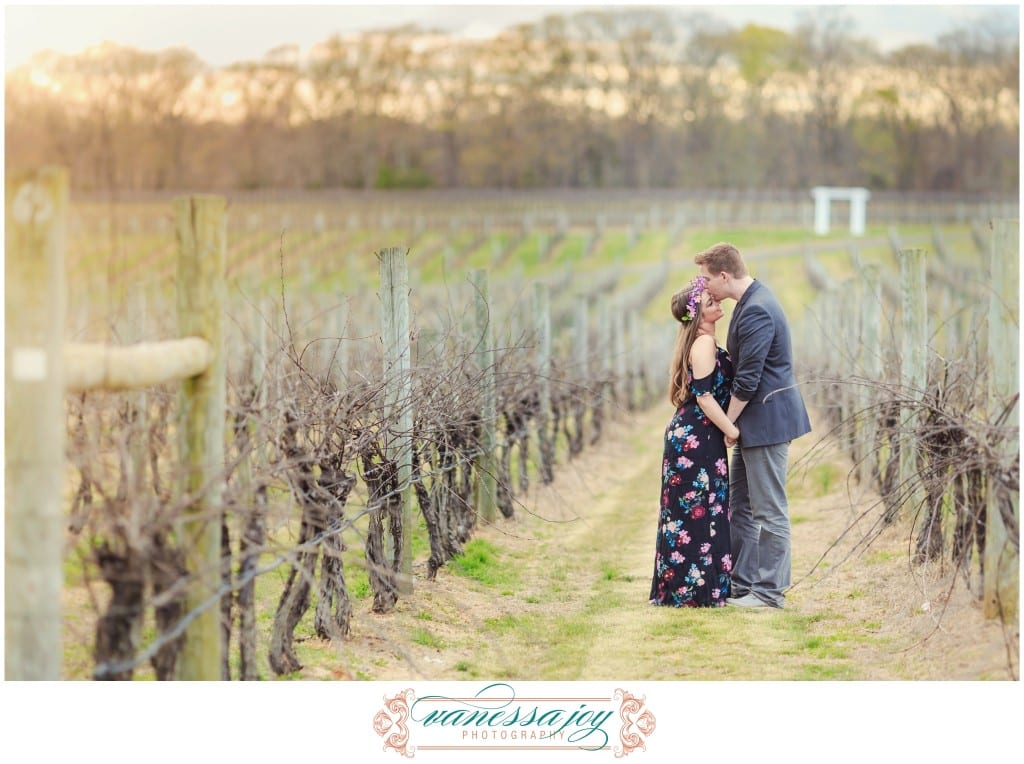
[{"x1": 724, "y1": 425, "x2": 739, "y2": 448}]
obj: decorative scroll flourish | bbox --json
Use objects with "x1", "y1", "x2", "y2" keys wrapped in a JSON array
[
  {"x1": 373, "y1": 688, "x2": 416, "y2": 757},
  {"x1": 613, "y1": 688, "x2": 656, "y2": 757}
]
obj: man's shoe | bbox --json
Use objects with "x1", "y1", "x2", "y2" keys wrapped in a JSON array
[{"x1": 727, "y1": 593, "x2": 770, "y2": 608}]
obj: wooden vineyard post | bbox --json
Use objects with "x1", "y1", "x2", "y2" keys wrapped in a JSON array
[
  {"x1": 591, "y1": 297, "x2": 611, "y2": 444},
  {"x1": 534, "y1": 283, "x2": 554, "y2": 484},
  {"x1": 471, "y1": 269, "x2": 498, "y2": 523},
  {"x1": 984, "y1": 219, "x2": 1019, "y2": 621},
  {"x1": 624, "y1": 311, "x2": 637, "y2": 411},
  {"x1": 837, "y1": 284, "x2": 856, "y2": 457},
  {"x1": 125, "y1": 288, "x2": 149, "y2": 541},
  {"x1": 895, "y1": 248, "x2": 927, "y2": 521},
  {"x1": 599, "y1": 296, "x2": 613, "y2": 395},
  {"x1": 174, "y1": 195, "x2": 227, "y2": 680},
  {"x1": 4, "y1": 167, "x2": 68, "y2": 679},
  {"x1": 612, "y1": 305, "x2": 625, "y2": 406},
  {"x1": 574, "y1": 295, "x2": 589, "y2": 453},
  {"x1": 335, "y1": 299, "x2": 350, "y2": 382},
  {"x1": 379, "y1": 247, "x2": 414, "y2": 593},
  {"x1": 859, "y1": 265, "x2": 883, "y2": 485},
  {"x1": 236, "y1": 300, "x2": 268, "y2": 681}
]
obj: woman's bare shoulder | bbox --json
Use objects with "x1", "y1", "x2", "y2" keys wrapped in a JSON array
[
  {"x1": 691, "y1": 334, "x2": 718, "y2": 352},
  {"x1": 689, "y1": 333, "x2": 718, "y2": 362}
]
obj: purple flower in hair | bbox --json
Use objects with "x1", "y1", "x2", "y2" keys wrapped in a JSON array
[{"x1": 679, "y1": 275, "x2": 707, "y2": 322}]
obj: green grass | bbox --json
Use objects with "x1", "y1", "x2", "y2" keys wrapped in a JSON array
[
  {"x1": 348, "y1": 566, "x2": 372, "y2": 600},
  {"x1": 484, "y1": 614, "x2": 528, "y2": 634},
  {"x1": 790, "y1": 462, "x2": 844, "y2": 499},
  {"x1": 410, "y1": 627, "x2": 445, "y2": 649},
  {"x1": 507, "y1": 233, "x2": 549, "y2": 273},
  {"x1": 594, "y1": 230, "x2": 630, "y2": 261},
  {"x1": 550, "y1": 232, "x2": 588, "y2": 265},
  {"x1": 866, "y1": 549, "x2": 901, "y2": 565},
  {"x1": 630, "y1": 230, "x2": 669, "y2": 261},
  {"x1": 448, "y1": 539, "x2": 519, "y2": 588}
]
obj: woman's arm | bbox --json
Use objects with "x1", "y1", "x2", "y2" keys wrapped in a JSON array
[{"x1": 690, "y1": 336, "x2": 741, "y2": 441}]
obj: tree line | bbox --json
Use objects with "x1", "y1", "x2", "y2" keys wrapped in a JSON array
[{"x1": 5, "y1": 7, "x2": 1018, "y2": 194}]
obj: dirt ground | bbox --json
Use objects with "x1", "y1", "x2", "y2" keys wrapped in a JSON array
[{"x1": 313, "y1": 402, "x2": 1018, "y2": 683}]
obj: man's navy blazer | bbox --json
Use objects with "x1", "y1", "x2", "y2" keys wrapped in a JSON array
[{"x1": 726, "y1": 280, "x2": 812, "y2": 448}]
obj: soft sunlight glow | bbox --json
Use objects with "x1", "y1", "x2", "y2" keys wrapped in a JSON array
[{"x1": 29, "y1": 69, "x2": 61, "y2": 93}]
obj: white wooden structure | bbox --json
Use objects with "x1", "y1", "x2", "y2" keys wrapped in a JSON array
[{"x1": 811, "y1": 186, "x2": 871, "y2": 236}]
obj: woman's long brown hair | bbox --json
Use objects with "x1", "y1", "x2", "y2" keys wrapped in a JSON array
[{"x1": 668, "y1": 285, "x2": 703, "y2": 408}]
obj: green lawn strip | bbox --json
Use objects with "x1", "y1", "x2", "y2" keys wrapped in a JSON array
[
  {"x1": 463, "y1": 232, "x2": 513, "y2": 272},
  {"x1": 506, "y1": 233, "x2": 548, "y2": 273},
  {"x1": 593, "y1": 230, "x2": 630, "y2": 262},
  {"x1": 407, "y1": 230, "x2": 447, "y2": 272},
  {"x1": 548, "y1": 231, "x2": 587, "y2": 267},
  {"x1": 416, "y1": 231, "x2": 479, "y2": 281},
  {"x1": 626, "y1": 230, "x2": 669, "y2": 264}
]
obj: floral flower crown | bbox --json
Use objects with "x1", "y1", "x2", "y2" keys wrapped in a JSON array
[{"x1": 679, "y1": 275, "x2": 707, "y2": 323}]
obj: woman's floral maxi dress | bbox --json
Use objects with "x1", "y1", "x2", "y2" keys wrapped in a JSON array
[{"x1": 649, "y1": 346, "x2": 734, "y2": 607}]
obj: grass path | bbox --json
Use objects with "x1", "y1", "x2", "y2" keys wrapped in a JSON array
[{"x1": 321, "y1": 403, "x2": 1015, "y2": 682}]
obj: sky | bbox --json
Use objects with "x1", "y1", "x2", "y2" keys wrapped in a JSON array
[{"x1": 2, "y1": 2, "x2": 1020, "y2": 72}]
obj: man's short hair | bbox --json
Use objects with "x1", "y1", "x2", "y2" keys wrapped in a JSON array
[{"x1": 694, "y1": 242, "x2": 747, "y2": 278}]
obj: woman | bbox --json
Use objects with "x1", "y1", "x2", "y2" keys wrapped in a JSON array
[{"x1": 649, "y1": 275, "x2": 738, "y2": 607}]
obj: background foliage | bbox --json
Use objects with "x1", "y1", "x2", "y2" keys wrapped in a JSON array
[{"x1": 5, "y1": 7, "x2": 1019, "y2": 194}]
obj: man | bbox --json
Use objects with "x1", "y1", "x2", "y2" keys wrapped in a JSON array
[{"x1": 695, "y1": 242, "x2": 811, "y2": 609}]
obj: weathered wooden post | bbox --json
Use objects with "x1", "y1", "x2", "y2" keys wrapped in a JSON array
[
  {"x1": 471, "y1": 269, "x2": 498, "y2": 522},
  {"x1": 984, "y1": 219, "x2": 1019, "y2": 621},
  {"x1": 573, "y1": 294, "x2": 589, "y2": 451},
  {"x1": 534, "y1": 283, "x2": 554, "y2": 484},
  {"x1": 625, "y1": 311, "x2": 639, "y2": 411},
  {"x1": 442, "y1": 245, "x2": 454, "y2": 279},
  {"x1": 837, "y1": 282, "x2": 857, "y2": 457},
  {"x1": 859, "y1": 265, "x2": 883, "y2": 485},
  {"x1": 123, "y1": 288, "x2": 149, "y2": 552},
  {"x1": 174, "y1": 194, "x2": 227, "y2": 680},
  {"x1": 379, "y1": 247, "x2": 414, "y2": 593},
  {"x1": 818, "y1": 288, "x2": 839, "y2": 422},
  {"x1": 237, "y1": 299, "x2": 268, "y2": 681},
  {"x1": 612, "y1": 304, "x2": 625, "y2": 406},
  {"x1": 895, "y1": 248, "x2": 927, "y2": 521},
  {"x1": 5, "y1": 166, "x2": 68, "y2": 680},
  {"x1": 335, "y1": 298, "x2": 350, "y2": 382},
  {"x1": 591, "y1": 296, "x2": 611, "y2": 443},
  {"x1": 538, "y1": 232, "x2": 548, "y2": 261}
]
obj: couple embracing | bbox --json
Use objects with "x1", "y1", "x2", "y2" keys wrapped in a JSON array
[{"x1": 649, "y1": 243, "x2": 811, "y2": 609}]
